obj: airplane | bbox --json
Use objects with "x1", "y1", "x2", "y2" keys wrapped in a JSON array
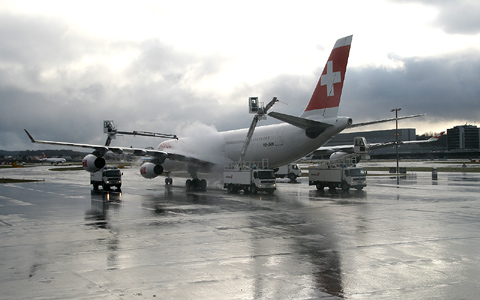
[
  {"x1": 315, "y1": 132, "x2": 445, "y2": 161},
  {"x1": 39, "y1": 153, "x2": 67, "y2": 165},
  {"x1": 25, "y1": 35, "x2": 425, "y2": 191}
]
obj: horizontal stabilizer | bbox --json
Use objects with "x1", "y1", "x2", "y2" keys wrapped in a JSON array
[
  {"x1": 268, "y1": 112, "x2": 332, "y2": 130},
  {"x1": 349, "y1": 114, "x2": 426, "y2": 128},
  {"x1": 268, "y1": 112, "x2": 334, "y2": 138}
]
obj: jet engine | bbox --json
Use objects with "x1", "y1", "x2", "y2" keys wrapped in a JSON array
[
  {"x1": 140, "y1": 162, "x2": 164, "y2": 179},
  {"x1": 82, "y1": 154, "x2": 106, "y2": 172}
]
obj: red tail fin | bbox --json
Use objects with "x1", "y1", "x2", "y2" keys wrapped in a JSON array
[{"x1": 301, "y1": 35, "x2": 352, "y2": 119}]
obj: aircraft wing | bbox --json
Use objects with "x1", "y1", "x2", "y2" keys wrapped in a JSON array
[
  {"x1": 25, "y1": 129, "x2": 165, "y2": 157},
  {"x1": 24, "y1": 129, "x2": 218, "y2": 166}
]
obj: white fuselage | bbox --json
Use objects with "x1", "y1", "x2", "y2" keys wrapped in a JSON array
[
  {"x1": 41, "y1": 157, "x2": 66, "y2": 164},
  {"x1": 159, "y1": 116, "x2": 351, "y2": 172}
]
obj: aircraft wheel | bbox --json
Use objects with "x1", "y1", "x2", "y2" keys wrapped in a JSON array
[{"x1": 200, "y1": 179, "x2": 207, "y2": 191}]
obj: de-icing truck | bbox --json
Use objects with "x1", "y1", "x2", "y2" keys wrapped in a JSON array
[
  {"x1": 309, "y1": 163, "x2": 366, "y2": 191},
  {"x1": 224, "y1": 164, "x2": 276, "y2": 194}
]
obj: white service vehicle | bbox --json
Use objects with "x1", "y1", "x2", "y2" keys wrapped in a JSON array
[
  {"x1": 91, "y1": 166, "x2": 122, "y2": 191},
  {"x1": 275, "y1": 163, "x2": 301, "y2": 181},
  {"x1": 309, "y1": 163, "x2": 366, "y2": 191},
  {"x1": 224, "y1": 165, "x2": 276, "y2": 194},
  {"x1": 223, "y1": 97, "x2": 278, "y2": 194}
]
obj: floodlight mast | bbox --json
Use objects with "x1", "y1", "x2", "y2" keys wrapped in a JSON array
[{"x1": 238, "y1": 97, "x2": 279, "y2": 166}]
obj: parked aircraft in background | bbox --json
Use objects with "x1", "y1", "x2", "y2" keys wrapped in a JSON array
[
  {"x1": 25, "y1": 35, "x2": 424, "y2": 190},
  {"x1": 39, "y1": 153, "x2": 66, "y2": 165},
  {"x1": 314, "y1": 132, "x2": 444, "y2": 161}
]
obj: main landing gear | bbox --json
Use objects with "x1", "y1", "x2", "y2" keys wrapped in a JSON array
[
  {"x1": 185, "y1": 165, "x2": 207, "y2": 191},
  {"x1": 164, "y1": 173, "x2": 206, "y2": 191},
  {"x1": 185, "y1": 178, "x2": 207, "y2": 191},
  {"x1": 162, "y1": 165, "x2": 207, "y2": 191}
]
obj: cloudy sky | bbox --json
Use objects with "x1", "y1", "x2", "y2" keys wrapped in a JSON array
[{"x1": 1, "y1": 0, "x2": 480, "y2": 151}]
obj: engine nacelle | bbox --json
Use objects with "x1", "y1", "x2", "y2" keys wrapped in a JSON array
[
  {"x1": 140, "y1": 162, "x2": 163, "y2": 179},
  {"x1": 329, "y1": 151, "x2": 349, "y2": 161},
  {"x1": 82, "y1": 154, "x2": 106, "y2": 173}
]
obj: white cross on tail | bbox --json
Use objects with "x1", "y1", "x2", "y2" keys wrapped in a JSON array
[{"x1": 320, "y1": 60, "x2": 341, "y2": 96}]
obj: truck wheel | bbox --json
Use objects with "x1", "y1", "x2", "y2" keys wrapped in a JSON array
[
  {"x1": 315, "y1": 183, "x2": 324, "y2": 190},
  {"x1": 288, "y1": 173, "x2": 297, "y2": 182},
  {"x1": 341, "y1": 181, "x2": 349, "y2": 191},
  {"x1": 243, "y1": 186, "x2": 250, "y2": 194},
  {"x1": 251, "y1": 185, "x2": 258, "y2": 194},
  {"x1": 93, "y1": 183, "x2": 99, "y2": 191}
]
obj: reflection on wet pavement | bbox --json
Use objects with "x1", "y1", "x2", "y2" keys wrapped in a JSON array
[{"x1": 1, "y1": 164, "x2": 480, "y2": 299}]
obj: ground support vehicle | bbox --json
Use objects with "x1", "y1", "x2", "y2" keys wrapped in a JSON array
[
  {"x1": 224, "y1": 164, "x2": 276, "y2": 194},
  {"x1": 309, "y1": 162, "x2": 366, "y2": 191},
  {"x1": 275, "y1": 163, "x2": 301, "y2": 181},
  {"x1": 91, "y1": 166, "x2": 122, "y2": 191}
]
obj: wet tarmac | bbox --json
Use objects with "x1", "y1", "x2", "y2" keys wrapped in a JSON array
[{"x1": 1, "y1": 164, "x2": 480, "y2": 299}]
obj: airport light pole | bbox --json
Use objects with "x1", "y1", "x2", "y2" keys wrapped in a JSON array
[{"x1": 391, "y1": 107, "x2": 401, "y2": 185}]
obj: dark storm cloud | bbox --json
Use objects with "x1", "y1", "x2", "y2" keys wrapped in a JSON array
[
  {"x1": 339, "y1": 51, "x2": 480, "y2": 127},
  {"x1": 1, "y1": 5, "x2": 479, "y2": 151},
  {"x1": 0, "y1": 13, "x2": 233, "y2": 150}
]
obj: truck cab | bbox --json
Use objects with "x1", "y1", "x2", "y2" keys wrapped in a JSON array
[{"x1": 91, "y1": 166, "x2": 122, "y2": 191}]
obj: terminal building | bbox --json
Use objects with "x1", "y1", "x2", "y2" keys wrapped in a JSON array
[{"x1": 446, "y1": 125, "x2": 480, "y2": 150}]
